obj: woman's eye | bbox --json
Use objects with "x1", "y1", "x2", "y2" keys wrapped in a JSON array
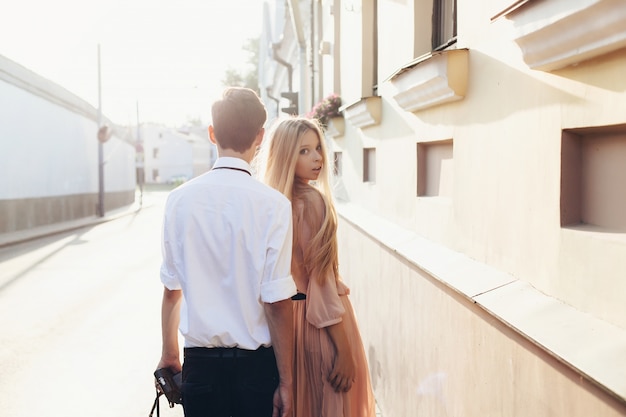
[{"x1": 300, "y1": 149, "x2": 308, "y2": 155}]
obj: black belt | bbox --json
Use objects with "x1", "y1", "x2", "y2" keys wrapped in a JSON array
[
  {"x1": 184, "y1": 346, "x2": 273, "y2": 359},
  {"x1": 291, "y1": 293, "x2": 306, "y2": 300}
]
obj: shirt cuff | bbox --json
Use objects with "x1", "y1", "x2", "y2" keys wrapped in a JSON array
[
  {"x1": 261, "y1": 275, "x2": 297, "y2": 303},
  {"x1": 160, "y1": 266, "x2": 182, "y2": 290}
]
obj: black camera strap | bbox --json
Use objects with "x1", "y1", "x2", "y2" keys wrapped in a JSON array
[
  {"x1": 149, "y1": 388, "x2": 161, "y2": 417},
  {"x1": 149, "y1": 388, "x2": 177, "y2": 417},
  {"x1": 150, "y1": 368, "x2": 182, "y2": 416}
]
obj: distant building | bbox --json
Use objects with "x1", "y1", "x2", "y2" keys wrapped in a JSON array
[
  {"x1": 139, "y1": 124, "x2": 215, "y2": 184},
  {"x1": 179, "y1": 125, "x2": 217, "y2": 177}
]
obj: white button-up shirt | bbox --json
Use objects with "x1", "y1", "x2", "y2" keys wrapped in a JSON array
[{"x1": 160, "y1": 157, "x2": 296, "y2": 349}]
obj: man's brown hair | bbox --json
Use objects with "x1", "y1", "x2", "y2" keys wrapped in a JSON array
[{"x1": 211, "y1": 87, "x2": 267, "y2": 153}]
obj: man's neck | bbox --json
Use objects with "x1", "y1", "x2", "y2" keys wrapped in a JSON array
[{"x1": 217, "y1": 147, "x2": 255, "y2": 164}]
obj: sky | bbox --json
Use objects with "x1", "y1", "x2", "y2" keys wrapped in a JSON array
[{"x1": 0, "y1": 0, "x2": 264, "y2": 127}]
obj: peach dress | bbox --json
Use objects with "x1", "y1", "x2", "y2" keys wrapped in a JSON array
[{"x1": 291, "y1": 184, "x2": 376, "y2": 417}]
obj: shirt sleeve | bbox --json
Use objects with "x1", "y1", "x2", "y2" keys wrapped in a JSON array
[
  {"x1": 160, "y1": 197, "x2": 182, "y2": 291},
  {"x1": 260, "y1": 198, "x2": 297, "y2": 303},
  {"x1": 305, "y1": 273, "x2": 346, "y2": 328}
]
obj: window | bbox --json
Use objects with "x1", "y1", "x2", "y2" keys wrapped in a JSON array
[
  {"x1": 153, "y1": 148, "x2": 159, "y2": 159},
  {"x1": 417, "y1": 140, "x2": 454, "y2": 197},
  {"x1": 363, "y1": 148, "x2": 376, "y2": 183},
  {"x1": 432, "y1": 0, "x2": 457, "y2": 51},
  {"x1": 334, "y1": 152, "x2": 343, "y2": 176},
  {"x1": 561, "y1": 125, "x2": 626, "y2": 230},
  {"x1": 363, "y1": 0, "x2": 378, "y2": 96}
]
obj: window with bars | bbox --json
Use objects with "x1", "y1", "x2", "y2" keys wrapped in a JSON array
[
  {"x1": 334, "y1": 151, "x2": 343, "y2": 177},
  {"x1": 363, "y1": 148, "x2": 376, "y2": 183}
]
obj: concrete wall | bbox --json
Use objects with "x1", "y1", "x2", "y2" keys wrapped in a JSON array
[{"x1": 0, "y1": 55, "x2": 136, "y2": 234}]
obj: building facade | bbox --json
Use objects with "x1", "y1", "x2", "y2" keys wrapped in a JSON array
[
  {"x1": 261, "y1": 0, "x2": 626, "y2": 415},
  {"x1": 139, "y1": 124, "x2": 215, "y2": 185},
  {"x1": 0, "y1": 54, "x2": 137, "y2": 234}
]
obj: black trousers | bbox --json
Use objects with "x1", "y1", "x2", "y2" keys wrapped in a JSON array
[{"x1": 181, "y1": 347, "x2": 278, "y2": 417}]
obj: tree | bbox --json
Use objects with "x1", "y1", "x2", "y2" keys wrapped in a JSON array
[
  {"x1": 222, "y1": 68, "x2": 244, "y2": 87},
  {"x1": 221, "y1": 37, "x2": 259, "y2": 94}
]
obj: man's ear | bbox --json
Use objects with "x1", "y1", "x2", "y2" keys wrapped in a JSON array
[
  {"x1": 254, "y1": 127, "x2": 265, "y2": 147},
  {"x1": 208, "y1": 126, "x2": 217, "y2": 145}
]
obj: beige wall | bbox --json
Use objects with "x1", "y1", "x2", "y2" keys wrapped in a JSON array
[
  {"x1": 339, "y1": 213, "x2": 626, "y2": 417},
  {"x1": 328, "y1": 0, "x2": 626, "y2": 415},
  {"x1": 367, "y1": 33, "x2": 626, "y2": 331},
  {"x1": 334, "y1": 0, "x2": 626, "y2": 328},
  {"x1": 266, "y1": 0, "x2": 626, "y2": 415}
]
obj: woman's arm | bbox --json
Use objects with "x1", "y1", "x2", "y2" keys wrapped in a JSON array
[{"x1": 326, "y1": 320, "x2": 356, "y2": 392}]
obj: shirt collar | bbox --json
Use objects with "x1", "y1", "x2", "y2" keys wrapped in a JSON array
[{"x1": 212, "y1": 157, "x2": 252, "y2": 175}]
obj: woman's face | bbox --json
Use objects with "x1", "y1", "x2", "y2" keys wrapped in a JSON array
[{"x1": 294, "y1": 129, "x2": 323, "y2": 183}]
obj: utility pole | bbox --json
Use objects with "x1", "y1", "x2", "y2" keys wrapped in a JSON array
[
  {"x1": 97, "y1": 44, "x2": 105, "y2": 217},
  {"x1": 136, "y1": 100, "x2": 144, "y2": 206}
]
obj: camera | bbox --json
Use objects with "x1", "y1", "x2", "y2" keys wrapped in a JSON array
[{"x1": 154, "y1": 368, "x2": 183, "y2": 406}]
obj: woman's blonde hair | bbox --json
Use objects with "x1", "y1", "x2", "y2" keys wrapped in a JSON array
[{"x1": 260, "y1": 117, "x2": 339, "y2": 284}]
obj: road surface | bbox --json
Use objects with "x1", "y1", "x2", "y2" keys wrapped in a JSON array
[{"x1": 0, "y1": 191, "x2": 183, "y2": 417}]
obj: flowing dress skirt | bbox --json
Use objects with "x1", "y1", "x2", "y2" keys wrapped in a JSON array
[{"x1": 293, "y1": 295, "x2": 376, "y2": 417}]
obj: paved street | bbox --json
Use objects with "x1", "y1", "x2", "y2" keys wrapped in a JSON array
[{"x1": 0, "y1": 190, "x2": 183, "y2": 417}]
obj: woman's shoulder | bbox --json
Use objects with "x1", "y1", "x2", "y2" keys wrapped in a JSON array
[
  {"x1": 293, "y1": 185, "x2": 326, "y2": 226},
  {"x1": 295, "y1": 183, "x2": 325, "y2": 206}
]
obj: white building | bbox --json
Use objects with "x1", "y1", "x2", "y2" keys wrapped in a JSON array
[
  {"x1": 139, "y1": 124, "x2": 215, "y2": 184},
  {"x1": 0, "y1": 54, "x2": 136, "y2": 233}
]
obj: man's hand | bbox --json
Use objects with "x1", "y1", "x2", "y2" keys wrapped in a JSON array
[
  {"x1": 264, "y1": 299, "x2": 294, "y2": 417},
  {"x1": 155, "y1": 358, "x2": 182, "y2": 375}
]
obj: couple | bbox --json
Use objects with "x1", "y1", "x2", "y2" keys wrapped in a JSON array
[{"x1": 157, "y1": 87, "x2": 376, "y2": 417}]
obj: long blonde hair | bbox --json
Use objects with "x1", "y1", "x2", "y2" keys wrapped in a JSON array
[{"x1": 261, "y1": 117, "x2": 339, "y2": 284}]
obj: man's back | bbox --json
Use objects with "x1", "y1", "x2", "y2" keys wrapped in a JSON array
[
  {"x1": 157, "y1": 87, "x2": 295, "y2": 417},
  {"x1": 160, "y1": 158, "x2": 293, "y2": 349}
]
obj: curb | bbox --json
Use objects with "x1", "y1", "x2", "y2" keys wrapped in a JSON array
[{"x1": 0, "y1": 202, "x2": 146, "y2": 249}]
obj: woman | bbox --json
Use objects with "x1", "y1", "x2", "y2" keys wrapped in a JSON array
[{"x1": 260, "y1": 117, "x2": 376, "y2": 417}]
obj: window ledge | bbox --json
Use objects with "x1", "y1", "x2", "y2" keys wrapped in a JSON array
[
  {"x1": 562, "y1": 225, "x2": 626, "y2": 244},
  {"x1": 386, "y1": 49, "x2": 468, "y2": 113},
  {"x1": 505, "y1": 0, "x2": 626, "y2": 71},
  {"x1": 325, "y1": 116, "x2": 345, "y2": 137},
  {"x1": 341, "y1": 96, "x2": 382, "y2": 129}
]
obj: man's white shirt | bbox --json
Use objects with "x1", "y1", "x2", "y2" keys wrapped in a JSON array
[{"x1": 160, "y1": 157, "x2": 296, "y2": 349}]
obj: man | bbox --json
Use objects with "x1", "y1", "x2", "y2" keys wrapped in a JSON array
[{"x1": 157, "y1": 87, "x2": 296, "y2": 417}]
